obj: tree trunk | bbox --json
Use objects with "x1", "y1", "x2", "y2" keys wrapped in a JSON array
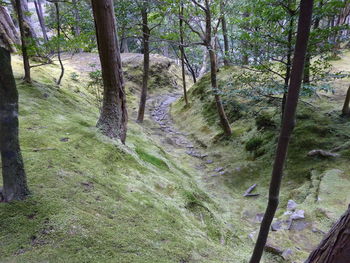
[
  {"x1": 220, "y1": 1, "x2": 230, "y2": 66},
  {"x1": 14, "y1": 0, "x2": 31, "y2": 83},
  {"x1": 34, "y1": 0, "x2": 48, "y2": 43},
  {"x1": 72, "y1": 0, "x2": 82, "y2": 53},
  {"x1": 305, "y1": 205, "x2": 350, "y2": 263},
  {"x1": 91, "y1": 0, "x2": 128, "y2": 144},
  {"x1": 184, "y1": 51, "x2": 197, "y2": 83},
  {"x1": 282, "y1": 13, "x2": 295, "y2": 119},
  {"x1": 0, "y1": 47, "x2": 30, "y2": 202},
  {"x1": 198, "y1": 46, "x2": 208, "y2": 79},
  {"x1": 204, "y1": 0, "x2": 232, "y2": 136},
  {"x1": 303, "y1": 0, "x2": 322, "y2": 84},
  {"x1": 137, "y1": 5, "x2": 150, "y2": 123},
  {"x1": 0, "y1": 6, "x2": 20, "y2": 52},
  {"x1": 179, "y1": 2, "x2": 188, "y2": 106},
  {"x1": 249, "y1": 1, "x2": 314, "y2": 262},
  {"x1": 54, "y1": 2, "x2": 64, "y2": 86},
  {"x1": 342, "y1": 85, "x2": 350, "y2": 116}
]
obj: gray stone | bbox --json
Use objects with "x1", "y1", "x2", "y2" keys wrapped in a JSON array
[
  {"x1": 290, "y1": 210, "x2": 305, "y2": 220},
  {"x1": 282, "y1": 249, "x2": 293, "y2": 260},
  {"x1": 271, "y1": 221, "x2": 282, "y2": 231},
  {"x1": 214, "y1": 167, "x2": 224, "y2": 172},
  {"x1": 206, "y1": 159, "x2": 214, "y2": 164},
  {"x1": 287, "y1": 200, "x2": 298, "y2": 211}
]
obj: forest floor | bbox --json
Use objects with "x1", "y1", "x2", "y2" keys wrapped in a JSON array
[{"x1": 1, "y1": 52, "x2": 350, "y2": 263}]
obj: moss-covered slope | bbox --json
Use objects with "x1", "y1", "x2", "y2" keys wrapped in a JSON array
[
  {"x1": 0, "y1": 56, "x2": 235, "y2": 263},
  {"x1": 172, "y1": 52, "x2": 350, "y2": 262}
]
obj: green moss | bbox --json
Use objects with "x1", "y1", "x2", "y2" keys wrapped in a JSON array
[{"x1": 135, "y1": 147, "x2": 169, "y2": 171}]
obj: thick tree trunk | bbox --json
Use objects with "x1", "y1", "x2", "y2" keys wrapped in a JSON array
[
  {"x1": 55, "y1": 2, "x2": 64, "y2": 86},
  {"x1": 220, "y1": 1, "x2": 230, "y2": 66},
  {"x1": 120, "y1": 33, "x2": 129, "y2": 53},
  {"x1": 342, "y1": 85, "x2": 350, "y2": 116},
  {"x1": 179, "y1": 2, "x2": 188, "y2": 106},
  {"x1": 0, "y1": 47, "x2": 30, "y2": 202},
  {"x1": 137, "y1": 6, "x2": 150, "y2": 123},
  {"x1": 91, "y1": 0, "x2": 128, "y2": 143},
  {"x1": 305, "y1": 205, "x2": 350, "y2": 263},
  {"x1": 34, "y1": 0, "x2": 48, "y2": 43},
  {"x1": 14, "y1": 0, "x2": 31, "y2": 83},
  {"x1": 249, "y1": 1, "x2": 314, "y2": 262}
]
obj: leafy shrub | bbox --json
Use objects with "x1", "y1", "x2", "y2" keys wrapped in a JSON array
[
  {"x1": 245, "y1": 137, "x2": 264, "y2": 152},
  {"x1": 256, "y1": 111, "x2": 276, "y2": 130}
]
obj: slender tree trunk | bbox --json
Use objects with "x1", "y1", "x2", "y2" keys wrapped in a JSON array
[
  {"x1": 179, "y1": 2, "x2": 188, "y2": 106},
  {"x1": 220, "y1": 1, "x2": 230, "y2": 66},
  {"x1": 342, "y1": 85, "x2": 350, "y2": 116},
  {"x1": 304, "y1": 0, "x2": 322, "y2": 84},
  {"x1": 91, "y1": 0, "x2": 128, "y2": 143},
  {"x1": 249, "y1": 1, "x2": 314, "y2": 262},
  {"x1": 72, "y1": 0, "x2": 82, "y2": 53},
  {"x1": 305, "y1": 205, "x2": 350, "y2": 263},
  {"x1": 204, "y1": 0, "x2": 232, "y2": 136},
  {"x1": 242, "y1": 12, "x2": 250, "y2": 65},
  {"x1": 282, "y1": 14, "x2": 295, "y2": 118},
  {"x1": 14, "y1": 0, "x2": 31, "y2": 83},
  {"x1": 34, "y1": 0, "x2": 48, "y2": 43},
  {"x1": 55, "y1": 2, "x2": 64, "y2": 86},
  {"x1": 120, "y1": 31, "x2": 129, "y2": 53},
  {"x1": 0, "y1": 6, "x2": 20, "y2": 52},
  {"x1": 198, "y1": 47, "x2": 208, "y2": 78},
  {"x1": 183, "y1": 51, "x2": 197, "y2": 83},
  {"x1": 0, "y1": 47, "x2": 30, "y2": 202},
  {"x1": 137, "y1": 5, "x2": 150, "y2": 123}
]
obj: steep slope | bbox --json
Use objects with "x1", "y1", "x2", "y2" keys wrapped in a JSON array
[
  {"x1": 172, "y1": 51, "x2": 350, "y2": 262},
  {"x1": 0, "y1": 55, "x2": 238, "y2": 263}
]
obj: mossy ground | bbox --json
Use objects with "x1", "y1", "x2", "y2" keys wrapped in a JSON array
[
  {"x1": 0, "y1": 55, "x2": 239, "y2": 263},
  {"x1": 172, "y1": 51, "x2": 350, "y2": 262}
]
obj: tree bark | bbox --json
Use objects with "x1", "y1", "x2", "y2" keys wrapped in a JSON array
[
  {"x1": 179, "y1": 2, "x2": 188, "y2": 106},
  {"x1": 220, "y1": 1, "x2": 230, "y2": 66},
  {"x1": 249, "y1": 0, "x2": 314, "y2": 262},
  {"x1": 14, "y1": 0, "x2": 31, "y2": 83},
  {"x1": 204, "y1": 0, "x2": 232, "y2": 136},
  {"x1": 72, "y1": 0, "x2": 82, "y2": 53},
  {"x1": 137, "y1": 4, "x2": 150, "y2": 123},
  {"x1": 0, "y1": 47, "x2": 30, "y2": 202},
  {"x1": 342, "y1": 85, "x2": 350, "y2": 116},
  {"x1": 34, "y1": 0, "x2": 48, "y2": 43},
  {"x1": 91, "y1": 0, "x2": 128, "y2": 143},
  {"x1": 305, "y1": 205, "x2": 350, "y2": 263},
  {"x1": 54, "y1": 2, "x2": 64, "y2": 86},
  {"x1": 0, "y1": 6, "x2": 20, "y2": 52}
]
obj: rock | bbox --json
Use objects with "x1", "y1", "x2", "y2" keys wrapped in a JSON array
[
  {"x1": 255, "y1": 213, "x2": 264, "y2": 223},
  {"x1": 290, "y1": 210, "x2": 305, "y2": 220},
  {"x1": 290, "y1": 219, "x2": 309, "y2": 231},
  {"x1": 206, "y1": 159, "x2": 214, "y2": 164},
  {"x1": 219, "y1": 171, "x2": 226, "y2": 175},
  {"x1": 271, "y1": 221, "x2": 282, "y2": 231},
  {"x1": 282, "y1": 249, "x2": 293, "y2": 260},
  {"x1": 60, "y1": 137, "x2": 69, "y2": 142},
  {"x1": 248, "y1": 231, "x2": 257, "y2": 241},
  {"x1": 214, "y1": 167, "x2": 224, "y2": 172},
  {"x1": 287, "y1": 200, "x2": 298, "y2": 211},
  {"x1": 307, "y1": 149, "x2": 340, "y2": 158},
  {"x1": 264, "y1": 243, "x2": 283, "y2": 255}
]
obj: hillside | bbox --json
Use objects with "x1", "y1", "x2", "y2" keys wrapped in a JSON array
[{"x1": 1, "y1": 51, "x2": 350, "y2": 263}]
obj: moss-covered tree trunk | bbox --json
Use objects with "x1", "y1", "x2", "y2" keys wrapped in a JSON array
[
  {"x1": 0, "y1": 47, "x2": 30, "y2": 202},
  {"x1": 305, "y1": 205, "x2": 350, "y2": 263},
  {"x1": 249, "y1": 0, "x2": 314, "y2": 262},
  {"x1": 91, "y1": 0, "x2": 128, "y2": 143},
  {"x1": 137, "y1": 4, "x2": 150, "y2": 123}
]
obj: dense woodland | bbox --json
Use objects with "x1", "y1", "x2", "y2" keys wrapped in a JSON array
[{"x1": 0, "y1": 0, "x2": 350, "y2": 262}]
